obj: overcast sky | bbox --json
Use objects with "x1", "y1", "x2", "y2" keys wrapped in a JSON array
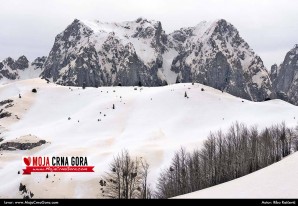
[{"x1": 0, "y1": 0, "x2": 297, "y2": 69}]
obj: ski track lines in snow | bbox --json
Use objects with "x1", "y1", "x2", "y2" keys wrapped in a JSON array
[{"x1": 0, "y1": 78, "x2": 297, "y2": 198}]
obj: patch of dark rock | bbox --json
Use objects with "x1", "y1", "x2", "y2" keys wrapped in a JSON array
[
  {"x1": 0, "y1": 109, "x2": 11, "y2": 119},
  {"x1": 0, "y1": 140, "x2": 46, "y2": 151},
  {"x1": 19, "y1": 183, "x2": 27, "y2": 193},
  {"x1": 19, "y1": 183, "x2": 34, "y2": 199},
  {"x1": 264, "y1": 97, "x2": 271, "y2": 101},
  {"x1": 4, "y1": 103, "x2": 14, "y2": 109},
  {"x1": 0, "y1": 99, "x2": 13, "y2": 106},
  {"x1": 45, "y1": 78, "x2": 50, "y2": 83}
]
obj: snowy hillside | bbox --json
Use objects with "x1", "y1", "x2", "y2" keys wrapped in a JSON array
[
  {"x1": 0, "y1": 79, "x2": 297, "y2": 198},
  {"x1": 175, "y1": 152, "x2": 298, "y2": 198}
]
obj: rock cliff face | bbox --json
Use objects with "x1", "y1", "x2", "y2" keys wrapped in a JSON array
[
  {"x1": 0, "y1": 56, "x2": 46, "y2": 82},
  {"x1": 40, "y1": 18, "x2": 272, "y2": 101},
  {"x1": 41, "y1": 18, "x2": 169, "y2": 87},
  {"x1": 170, "y1": 19, "x2": 272, "y2": 101},
  {"x1": 270, "y1": 45, "x2": 298, "y2": 105}
]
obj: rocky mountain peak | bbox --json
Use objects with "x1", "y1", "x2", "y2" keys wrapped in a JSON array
[
  {"x1": 54, "y1": 19, "x2": 93, "y2": 50},
  {"x1": 289, "y1": 44, "x2": 298, "y2": 55},
  {"x1": 37, "y1": 18, "x2": 273, "y2": 102},
  {"x1": 31, "y1": 56, "x2": 47, "y2": 69},
  {"x1": 0, "y1": 55, "x2": 46, "y2": 83},
  {"x1": 13, "y1": 55, "x2": 29, "y2": 70},
  {"x1": 212, "y1": 19, "x2": 236, "y2": 34},
  {"x1": 4, "y1": 57, "x2": 15, "y2": 66},
  {"x1": 1, "y1": 56, "x2": 29, "y2": 71},
  {"x1": 270, "y1": 44, "x2": 298, "y2": 105},
  {"x1": 41, "y1": 18, "x2": 171, "y2": 87}
]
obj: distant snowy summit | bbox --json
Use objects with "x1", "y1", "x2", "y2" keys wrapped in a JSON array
[
  {"x1": 0, "y1": 56, "x2": 46, "y2": 83},
  {"x1": 0, "y1": 18, "x2": 297, "y2": 105}
]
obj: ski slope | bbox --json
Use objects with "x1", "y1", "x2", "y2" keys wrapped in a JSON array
[
  {"x1": 175, "y1": 152, "x2": 298, "y2": 198},
  {"x1": 0, "y1": 78, "x2": 297, "y2": 198}
]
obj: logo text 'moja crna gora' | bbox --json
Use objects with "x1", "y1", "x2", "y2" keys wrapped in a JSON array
[
  {"x1": 22, "y1": 156, "x2": 94, "y2": 175},
  {"x1": 24, "y1": 156, "x2": 89, "y2": 166}
]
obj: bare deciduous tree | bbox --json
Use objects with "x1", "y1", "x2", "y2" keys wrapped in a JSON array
[
  {"x1": 155, "y1": 122, "x2": 298, "y2": 198},
  {"x1": 100, "y1": 150, "x2": 151, "y2": 199}
]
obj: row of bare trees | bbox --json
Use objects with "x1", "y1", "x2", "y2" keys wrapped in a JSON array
[
  {"x1": 100, "y1": 122, "x2": 298, "y2": 198},
  {"x1": 155, "y1": 122, "x2": 298, "y2": 198}
]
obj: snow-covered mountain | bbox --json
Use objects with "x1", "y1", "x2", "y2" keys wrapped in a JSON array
[
  {"x1": 41, "y1": 18, "x2": 169, "y2": 87},
  {"x1": 171, "y1": 19, "x2": 272, "y2": 101},
  {"x1": 270, "y1": 44, "x2": 298, "y2": 105},
  {"x1": 0, "y1": 56, "x2": 46, "y2": 84},
  {"x1": 41, "y1": 18, "x2": 272, "y2": 102},
  {"x1": 0, "y1": 79, "x2": 297, "y2": 198}
]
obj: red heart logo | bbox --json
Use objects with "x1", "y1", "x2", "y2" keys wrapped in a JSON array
[{"x1": 23, "y1": 157, "x2": 31, "y2": 166}]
